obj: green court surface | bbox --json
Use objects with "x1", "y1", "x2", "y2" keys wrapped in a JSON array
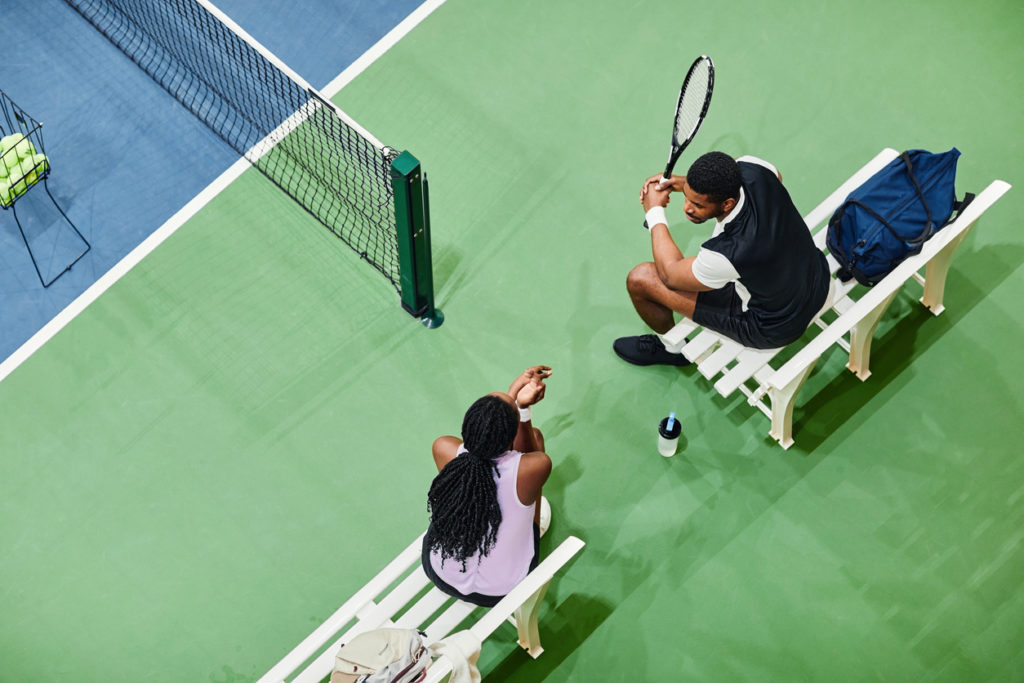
[{"x1": 2, "y1": 0, "x2": 1023, "y2": 680}]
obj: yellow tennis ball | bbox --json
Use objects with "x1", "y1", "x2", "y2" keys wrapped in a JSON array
[
  {"x1": 0, "y1": 180, "x2": 13, "y2": 207},
  {"x1": 0, "y1": 134, "x2": 23, "y2": 155},
  {"x1": 27, "y1": 153, "x2": 48, "y2": 176},
  {"x1": 0, "y1": 133, "x2": 35, "y2": 159},
  {"x1": 8, "y1": 156, "x2": 45, "y2": 197}
]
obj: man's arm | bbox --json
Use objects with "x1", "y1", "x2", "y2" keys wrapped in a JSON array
[
  {"x1": 650, "y1": 225, "x2": 713, "y2": 292},
  {"x1": 642, "y1": 182, "x2": 714, "y2": 293}
]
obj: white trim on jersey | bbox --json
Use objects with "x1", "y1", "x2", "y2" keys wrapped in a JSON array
[{"x1": 735, "y1": 154, "x2": 779, "y2": 178}]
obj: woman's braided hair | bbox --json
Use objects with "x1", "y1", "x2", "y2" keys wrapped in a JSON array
[{"x1": 426, "y1": 394, "x2": 519, "y2": 569}]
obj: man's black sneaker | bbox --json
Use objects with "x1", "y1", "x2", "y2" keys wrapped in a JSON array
[{"x1": 613, "y1": 334, "x2": 692, "y2": 367}]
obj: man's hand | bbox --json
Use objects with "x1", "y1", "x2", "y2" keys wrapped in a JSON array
[
  {"x1": 639, "y1": 173, "x2": 685, "y2": 203},
  {"x1": 508, "y1": 366, "x2": 551, "y2": 400},
  {"x1": 642, "y1": 181, "x2": 672, "y2": 212}
]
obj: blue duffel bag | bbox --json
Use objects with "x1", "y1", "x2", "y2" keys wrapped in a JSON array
[{"x1": 826, "y1": 148, "x2": 974, "y2": 286}]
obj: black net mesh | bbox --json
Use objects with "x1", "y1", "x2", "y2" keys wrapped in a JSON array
[{"x1": 65, "y1": 0, "x2": 402, "y2": 290}]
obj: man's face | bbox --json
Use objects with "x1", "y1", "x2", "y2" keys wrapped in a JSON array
[{"x1": 681, "y1": 180, "x2": 726, "y2": 224}]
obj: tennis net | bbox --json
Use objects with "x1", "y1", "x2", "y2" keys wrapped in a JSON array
[{"x1": 65, "y1": 0, "x2": 439, "y2": 321}]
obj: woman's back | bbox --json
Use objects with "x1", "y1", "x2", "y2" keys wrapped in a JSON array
[{"x1": 427, "y1": 446, "x2": 537, "y2": 596}]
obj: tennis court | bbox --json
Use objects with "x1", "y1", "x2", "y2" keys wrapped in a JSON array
[{"x1": 2, "y1": 0, "x2": 1022, "y2": 680}]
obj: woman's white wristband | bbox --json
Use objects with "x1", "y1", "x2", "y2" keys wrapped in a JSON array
[
  {"x1": 518, "y1": 406, "x2": 532, "y2": 422},
  {"x1": 644, "y1": 206, "x2": 668, "y2": 231}
]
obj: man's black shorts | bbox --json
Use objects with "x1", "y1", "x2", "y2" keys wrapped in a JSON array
[{"x1": 692, "y1": 282, "x2": 818, "y2": 349}]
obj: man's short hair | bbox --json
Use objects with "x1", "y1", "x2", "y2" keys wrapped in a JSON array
[{"x1": 687, "y1": 152, "x2": 741, "y2": 202}]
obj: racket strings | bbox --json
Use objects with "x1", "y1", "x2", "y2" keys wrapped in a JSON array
[{"x1": 673, "y1": 60, "x2": 712, "y2": 145}]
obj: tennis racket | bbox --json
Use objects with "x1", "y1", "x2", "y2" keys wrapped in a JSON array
[{"x1": 643, "y1": 55, "x2": 715, "y2": 228}]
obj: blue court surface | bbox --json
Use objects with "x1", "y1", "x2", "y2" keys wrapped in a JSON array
[{"x1": 0, "y1": 0, "x2": 423, "y2": 363}]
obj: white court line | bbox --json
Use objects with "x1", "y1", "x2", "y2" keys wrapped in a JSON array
[
  {"x1": 322, "y1": 0, "x2": 447, "y2": 98},
  {"x1": 0, "y1": 0, "x2": 448, "y2": 385}
]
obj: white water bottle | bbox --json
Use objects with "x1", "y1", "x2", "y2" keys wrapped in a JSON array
[{"x1": 658, "y1": 412, "x2": 682, "y2": 457}]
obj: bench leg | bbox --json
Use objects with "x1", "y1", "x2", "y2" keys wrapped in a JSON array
[
  {"x1": 768, "y1": 359, "x2": 818, "y2": 449},
  {"x1": 846, "y1": 290, "x2": 899, "y2": 381},
  {"x1": 919, "y1": 222, "x2": 975, "y2": 315},
  {"x1": 510, "y1": 580, "x2": 551, "y2": 658}
]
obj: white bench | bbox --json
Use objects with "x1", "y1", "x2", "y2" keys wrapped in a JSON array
[
  {"x1": 663, "y1": 148, "x2": 1011, "y2": 449},
  {"x1": 258, "y1": 532, "x2": 585, "y2": 683}
]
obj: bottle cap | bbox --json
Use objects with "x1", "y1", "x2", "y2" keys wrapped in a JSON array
[{"x1": 658, "y1": 415, "x2": 681, "y2": 439}]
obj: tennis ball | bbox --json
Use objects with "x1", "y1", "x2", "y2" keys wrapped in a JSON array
[
  {"x1": 8, "y1": 156, "x2": 44, "y2": 197},
  {"x1": 9, "y1": 177, "x2": 29, "y2": 197},
  {"x1": 0, "y1": 134, "x2": 22, "y2": 155},
  {"x1": 0, "y1": 180, "x2": 13, "y2": 207},
  {"x1": 0, "y1": 133, "x2": 35, "y2": 159},
  {"x1": 0, "y1": 155, "x2": 12, "y2": 180},
  {"x1": 26, "y1": 153, "x2": 48, "y2": 176}
]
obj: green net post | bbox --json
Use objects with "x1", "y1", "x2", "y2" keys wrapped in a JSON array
[{"x1": 391, "y1": 150, "x2": 443, "y2": 328}]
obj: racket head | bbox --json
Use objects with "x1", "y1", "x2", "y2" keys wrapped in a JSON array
[{"x1": 664, "y1": 55, "x2": 715, "y2": 174}]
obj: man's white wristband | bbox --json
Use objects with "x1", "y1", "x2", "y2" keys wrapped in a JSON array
[
  {"x1": 518, "y1": 406, "x2": 532, "y2": 422},
  {"x1": 644, "y1": 206, "x2": 668, "y2": 231}
]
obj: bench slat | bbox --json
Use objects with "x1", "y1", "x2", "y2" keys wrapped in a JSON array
[
  {"x1": 290, "y1": 647, "x2": 338, "y2": 683},
  {"x1": 698, "y1": 338, "x2": 744, "y2": 381},
  {"x1": 394, "y1": 586, "x2": 451, "y2": 630},
  {"x1": 832, "y1": 295, "x2": 855, "y2": 316},
  {"x1": 343, "y1": 566, "x2": 432, "y2": 640},
  {"x1": 713, "y1": 347, "x2": 780, "y2": 397},
  {"x1": 661, "y1": 319, "x2": 697, "y2": 348},
  {"x1": 422, "y1": 599, "x2": 478, "y2": 644},
  {"x1": 834, "y1": 276, "x2": 858, "y2": 302},
  {"x1": 681, "y1": 329, "x2": 720, "y2": 363}
]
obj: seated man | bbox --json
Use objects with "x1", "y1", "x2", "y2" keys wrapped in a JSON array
[{"x1": 614, "y1": 151, "x2": 830, "y2": 365}]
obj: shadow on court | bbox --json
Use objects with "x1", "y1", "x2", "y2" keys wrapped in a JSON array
[{"x1": 780, "y1": 239, "x2": 1024, "y2": 453}]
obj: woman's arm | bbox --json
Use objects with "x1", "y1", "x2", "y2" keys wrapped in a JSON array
[
  {"x1": 512, "y1": 368, "x2": 550, "y2": 453},
  {"x1": 512, "y1": 370, "x2": 553, "y2": 505},
  {"x1": 431, "y1": 435, "x2": 462, "y2": 473}
]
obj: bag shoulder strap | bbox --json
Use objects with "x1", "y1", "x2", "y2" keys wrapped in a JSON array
[
  {"x1": 946, "y1": 192, "x2": 976, "y2": 226},
  {"x1": 899, "y1": 151, "x2": 936, "y2": 247}
]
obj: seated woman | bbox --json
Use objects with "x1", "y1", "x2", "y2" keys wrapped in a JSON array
[{"x1": 422, "y1": 366, "x2": 553, "y2": 607}]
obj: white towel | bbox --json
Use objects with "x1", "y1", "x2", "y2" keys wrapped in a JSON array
[{"x1": 428, "y1": 630, "x2": 482, "y2": 683}]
